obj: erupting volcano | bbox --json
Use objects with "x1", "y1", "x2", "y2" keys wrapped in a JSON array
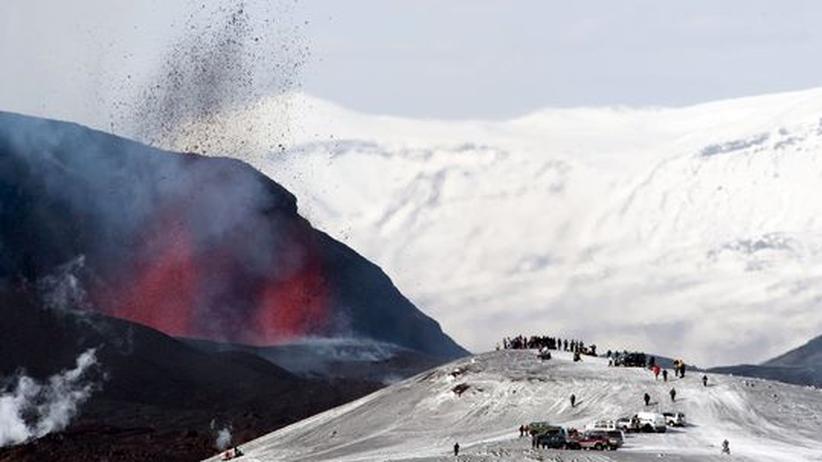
[{"x1": 0, "y1": 111, "x2": 467, "y2": 359}]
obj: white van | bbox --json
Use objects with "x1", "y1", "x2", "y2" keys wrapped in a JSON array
[{"x1": 636, "y1": 412, "x2": 667, "y2": 433}]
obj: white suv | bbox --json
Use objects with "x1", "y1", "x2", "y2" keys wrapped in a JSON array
[
  {"x1": 663, "y1": 412, "x2": 686, "y2": 427},
  {"x1": 636, "y1": 412, "x2": 667, "y2": 433}
]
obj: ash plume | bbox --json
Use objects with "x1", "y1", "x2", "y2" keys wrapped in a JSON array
[
  {"x1": 0, "y1": 349, "x2": 100, "y2": 447},
  {"x1": 112, "y1": 0, "x2": 309, "y2": 162}
]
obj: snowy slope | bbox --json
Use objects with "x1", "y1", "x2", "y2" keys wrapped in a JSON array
[
  {"x1": 159, "y1": 87, "x2": 822, "y2": 367},
  {"x1": 205, "y1": 349, "x2": 822, "y2": 462}
]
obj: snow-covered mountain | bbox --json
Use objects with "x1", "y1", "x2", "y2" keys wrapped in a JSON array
[
  {"x1": 204, "y1": 349, "x2": 822, "y2": 462},
  {"x1": 147, "y1": 87, "x2": 822, "y2": 367}
]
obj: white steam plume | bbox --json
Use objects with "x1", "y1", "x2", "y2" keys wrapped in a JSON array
[
  {"x1": 210, "y1": 419, "x2": 233, "y2": 451},
  {"x1": 216, "y1": 427, "x2": 232, "y2": 451},
  {"x1": 0, "y1": 349, "x2": 99, "y2": 447}
]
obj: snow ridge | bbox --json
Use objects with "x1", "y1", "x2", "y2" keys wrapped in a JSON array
[{"x1": 206, "y1": 350, "x2": 822, "y2": 461}]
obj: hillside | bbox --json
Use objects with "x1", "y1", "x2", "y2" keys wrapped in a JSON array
[
  {"x1": 767, "y1": 335, "x2": 822, "y2": 367},
  {"x1": 175, "y1": 88, "x2": 822, "y2": 367},
  {"x1": 712, "y1": 334, "x2": 822, "y2": 387},
  {"x1": 208, "y1": 349, "x2": 822, "y2": 462}
]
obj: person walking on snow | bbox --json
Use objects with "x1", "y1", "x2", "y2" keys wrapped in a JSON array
[
  {"x1": 702, "y1": 375, "x2": 709, "y2": 387},
  {"x1": 570, "y1": 393, "x2": 577, "y2": 408},
  {"x1": 454, "y1": 442, "x2": 460, "y2": 456},
  {"x1": 670, "y1": 388, "x2": 677, "y2": 402},
  {"x1": 662, "y1": 369, "x2": 668, "y2": 382},
  {"x1": 643, "y1": 393, "x2": 651, "y2": 406},
  {"x1": 653, "y1": 365, "x2": 661, "y2": 380},
  {"x1": 721, "y1": 439, "x2": 730, "y2": 455}
]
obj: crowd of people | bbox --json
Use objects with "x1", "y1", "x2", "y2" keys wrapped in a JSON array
[{"x1": 500, "y1": 335, "x2": 597, "y2": 356}]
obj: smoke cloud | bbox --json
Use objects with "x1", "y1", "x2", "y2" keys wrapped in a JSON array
[{"x1": 0, "y1": 349, "x2": 99, "y2": 447}]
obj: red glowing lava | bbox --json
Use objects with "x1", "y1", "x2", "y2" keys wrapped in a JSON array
[
  {"x1": 255, "y1": 246, "x2": 329, "y2": 344},
  {"x1": 102, "y1": 215, "x2": 198, "y2": 338},
  {"x1": 96, "y1": 204, "x2": 330, "y2": 345}
]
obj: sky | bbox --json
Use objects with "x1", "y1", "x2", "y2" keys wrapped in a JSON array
[{"x1": 2, "y1": 0, "x2": 822, "y2": 121}]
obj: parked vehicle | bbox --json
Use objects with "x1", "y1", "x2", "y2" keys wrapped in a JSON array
[
  {"x1": 613, "y1": 352, "x2": 647, "y2": 367},
  {"x1": 636, "y1": 412, "x2": 667, "y2": 433},
  {"x1": 570, "y1": 431, "x2": 611, "y2": 450},
  {"x1": 583, "y1": 429, "x2": 624, "y2": 450},
  {"x1": 616, "y1": 415, "x2": 640, "y2": 433},
  {"x1": 535, "y1": 426, "x2": 577, "y2": 449},
  {"x1": 528, "y1": 421, "x2": 556, "y2": 436},
  {"x1": 663, "y1": 412, "x2": 686, "y2": 427},
  {"x1": 585, "y1": 419, "x2": 617, "y2": 431}
]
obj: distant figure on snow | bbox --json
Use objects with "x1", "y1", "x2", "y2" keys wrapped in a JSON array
[
  {"x1": 670, "y1": 388, "x2": 677, "y2": 402},
  {"x1": 653, "y1": 365, "x2": 661, "y2": 380},
  {"x1": 673, "y1": 359, "x2": 687, "y2": 378},
  {"x1": 454, "y1": 442, "x2": 460, "y2": 456},
  {"x1": 662, "y1": 369, "x2": 668, "y2": 382},
  {"x1": 721, "y1": 439, "x2": 730, "y2": 455},
  {"x1": 643, "y1": 393, "x2": 651, "y2": 406},
  {"x1": 703, "y1": 375, "x2": 709, "y2": 387},
  {"x1": 519, "y1": 424, "x2": 525, "y2": 438},
  {"x1": 570, "y1": 393, "x2": 577, "y2": 408}
]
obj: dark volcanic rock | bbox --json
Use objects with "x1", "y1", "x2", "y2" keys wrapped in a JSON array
[
  {"x1": 0, "y1": 111, "x2": 466, "y2": 360},
  {"x1": 0, "y1": 287, "x2": 379, "y2": 462},
  {"x1": 710, "y1": 335, "x2": 822, "y2": 387}
]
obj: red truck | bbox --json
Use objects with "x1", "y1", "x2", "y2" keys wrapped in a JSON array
[{"x1": 568, "y1": 429, "x2": 612, "y2": 451}]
